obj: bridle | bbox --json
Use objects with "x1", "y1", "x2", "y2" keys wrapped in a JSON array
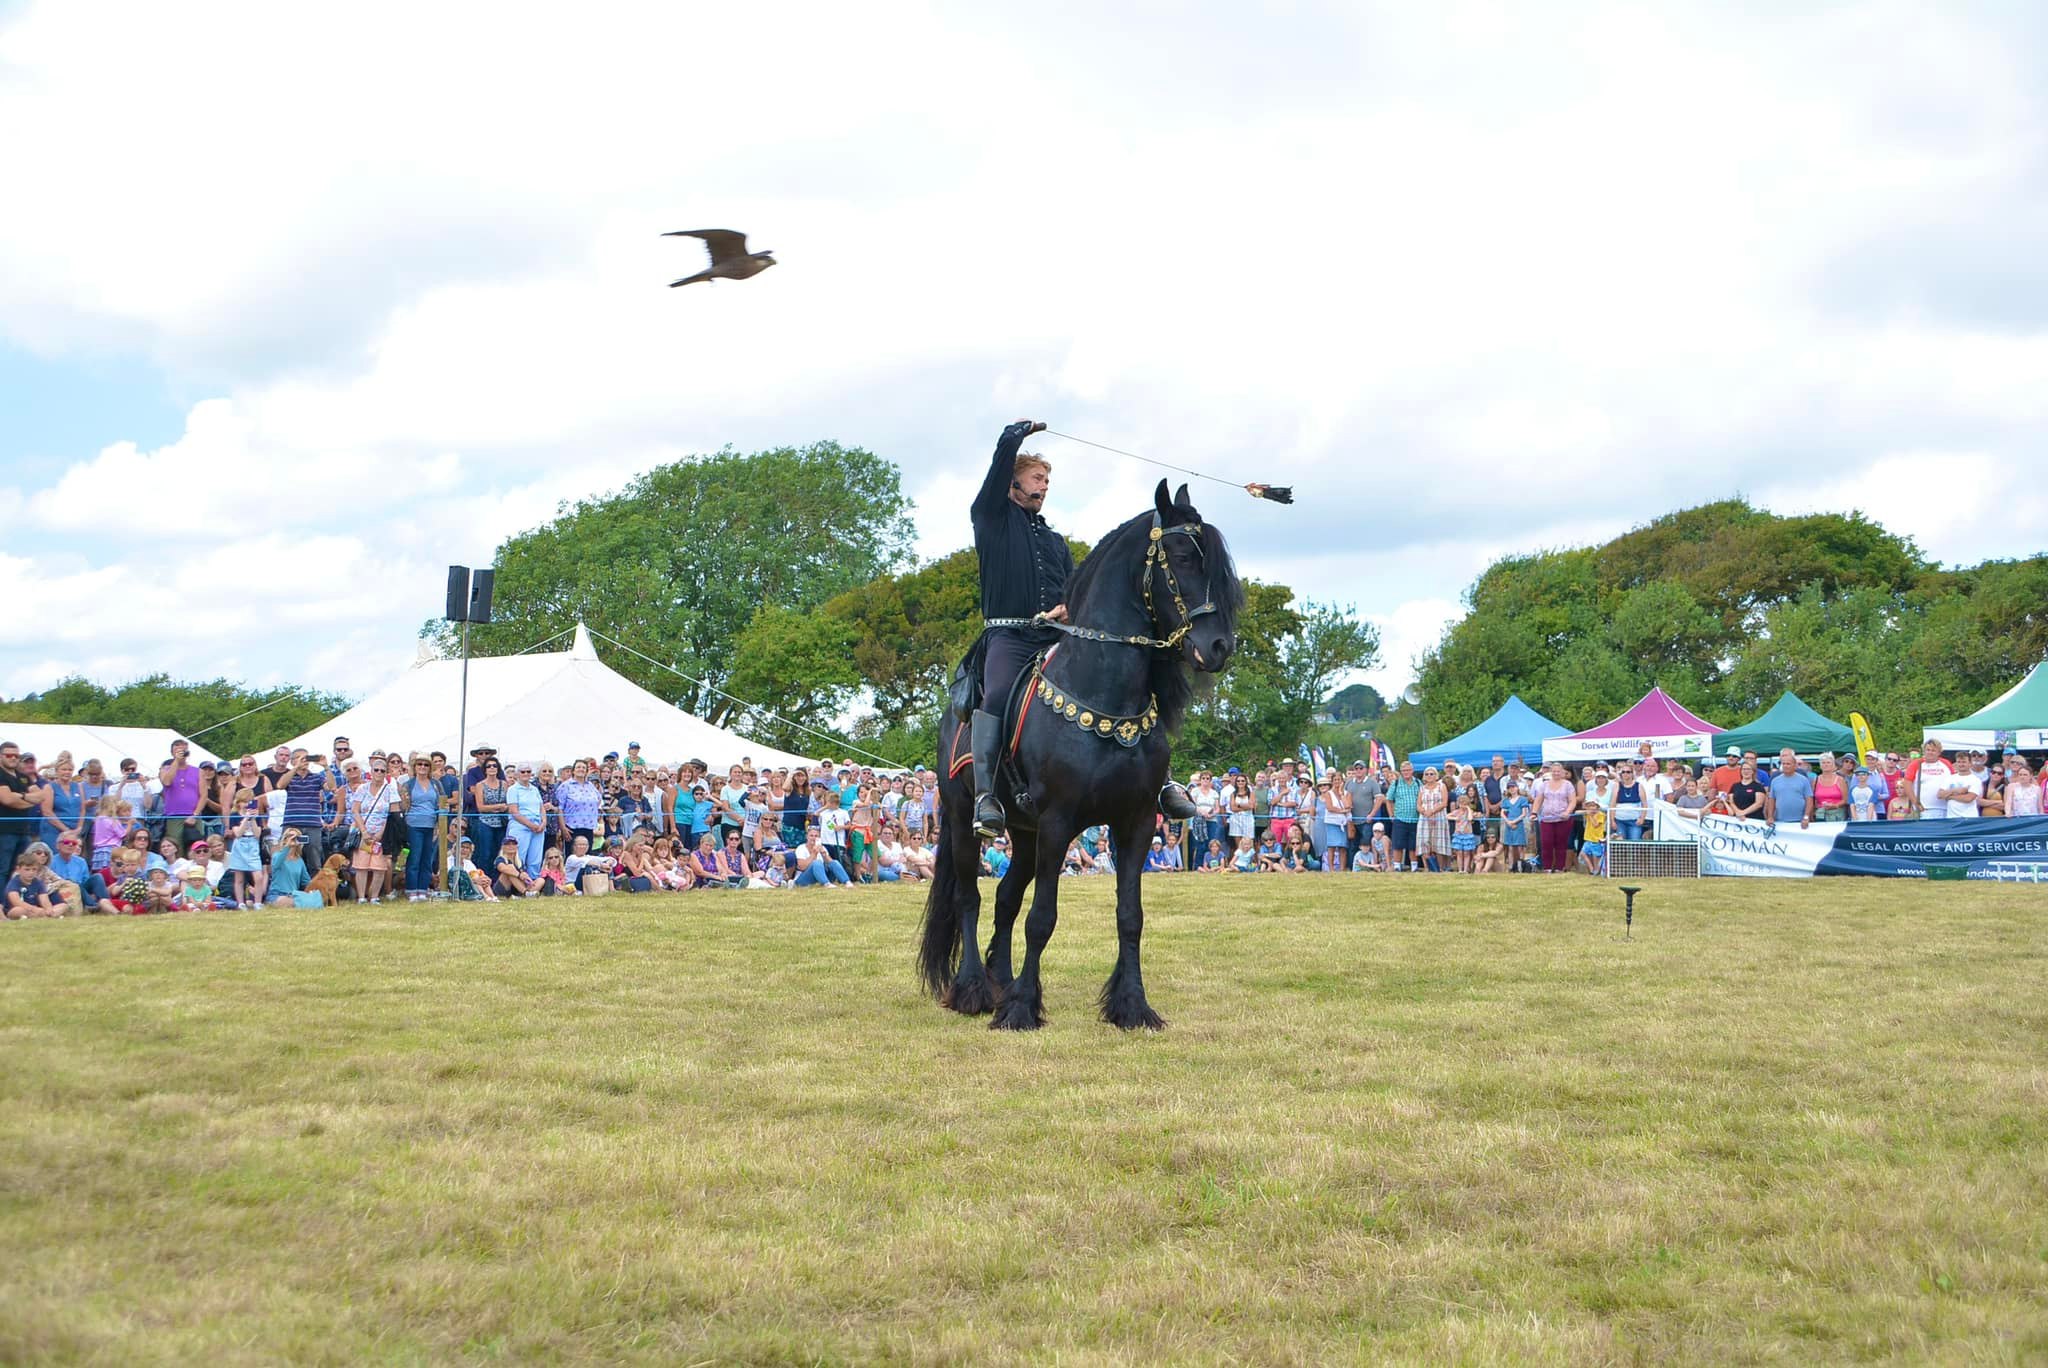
[
  {"x1": 1139, "y1": 513, "x2": 1217, "y2": 649},
  {"x1": 991, "y1": 512, "x2": 1217, "y2": 651}
]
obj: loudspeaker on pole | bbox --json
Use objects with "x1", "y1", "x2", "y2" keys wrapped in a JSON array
[
  {"x1": 445, "y1": 566, "x2": 472, "y2": 622},
  {"x1": 468, "y1": 568, "x2": 495, "y2": 625}
]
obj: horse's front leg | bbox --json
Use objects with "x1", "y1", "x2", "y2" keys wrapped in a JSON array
[
  {"x1": 985, "y1": 830, "x2": 1036, "y2": 996},
  {"x1": 991, "y1": 821, "x2": 1070, "y2": 1031},
  {"x1": 1100, "y1": 815, "x2": 1166, "y2": 1030}
]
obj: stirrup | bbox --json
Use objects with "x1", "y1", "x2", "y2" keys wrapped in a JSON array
[{"x1": 974, "y1": 792, "x2": 1007, "y2": 837}]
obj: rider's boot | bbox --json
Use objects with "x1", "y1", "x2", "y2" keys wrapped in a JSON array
[
  {"x1": 1158, "y1": 780, "x2": 1198, "y2": 820},
  {"x1": 971, "y1": 710, "x2": 1007, "y2": 836}
]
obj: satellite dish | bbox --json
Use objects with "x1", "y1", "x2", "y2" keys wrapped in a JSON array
[{"x1": 1401, "y1": 684, "x2": 1423, "y2": 707}]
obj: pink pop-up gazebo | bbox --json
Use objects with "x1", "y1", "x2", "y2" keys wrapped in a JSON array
[{"x1": 1540, "y1": 687, "x2": 1722, "y2": 763}]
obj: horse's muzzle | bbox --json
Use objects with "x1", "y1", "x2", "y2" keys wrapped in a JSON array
[{"x1": 1191, "y1": 633, "x2": 1234, "y2": 672}]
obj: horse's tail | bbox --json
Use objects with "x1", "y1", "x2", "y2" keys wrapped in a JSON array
[{"x1": 918, "y1": 803, "x2": 964, "y2": 1000}]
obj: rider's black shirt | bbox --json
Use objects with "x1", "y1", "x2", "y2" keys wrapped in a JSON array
[{"x1": 973, "y1": 422, "x2": 1072, "y2": 629}]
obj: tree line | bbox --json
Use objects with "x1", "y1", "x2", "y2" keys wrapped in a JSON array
[
  {"x1": 0, "y1": 676, "x2": 354, "y2": 762},
  {"x1": 16, "y1": 456, "x2": 2002, "y2": 768}
]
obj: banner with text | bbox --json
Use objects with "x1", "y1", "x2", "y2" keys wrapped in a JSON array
[{"x1": 1651, "y1": 802, "x2": 2048, "y2": 880}]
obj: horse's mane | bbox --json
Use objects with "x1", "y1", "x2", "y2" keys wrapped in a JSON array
[{"x1": 1066, "y1": 507, "x2": 1245, "y2": 737}]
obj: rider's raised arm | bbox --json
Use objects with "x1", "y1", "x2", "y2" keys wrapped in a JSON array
[{"x1": 973, "y1": 420, "x2": 1043, "y2": 520}]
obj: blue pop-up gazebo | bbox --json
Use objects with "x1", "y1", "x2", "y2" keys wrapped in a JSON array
[{"x1": 1408, "y1": 694, "x2": 1568, "y2": 771}]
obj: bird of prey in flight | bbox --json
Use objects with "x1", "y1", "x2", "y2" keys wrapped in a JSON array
[{"x1": 664, "y1": 229, "x2": 776, "y2": 287}]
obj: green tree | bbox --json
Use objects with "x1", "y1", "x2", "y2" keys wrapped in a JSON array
[
  {"x1": 1414, "y1": 500, "x2": 2017, "y2": 753},
  {"x1": 0, "y1": 675, "x2": 354, "y2": 760},
  {"x1": 423, "y1": 442, "x2": 915, "y2": 725},
  {"x1": 718, "y1": 607, "x2": 862, "y2": 757},
  {"x1": 819, "y1": 541, "x2": 1088, "y2": 734},
  {"x1": 1177, "y1": 588, "x2": 1379, "y2": 769},
  {"x1": 1324, "y1": 683, "x2": 1385, "y2": 723}
]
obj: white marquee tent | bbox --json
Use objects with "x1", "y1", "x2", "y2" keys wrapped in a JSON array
[
  {"x1": 0, "y1": 722, "x2": 223, "y2": 770},
  {"x1": 275, "y1": 625, "x2": 819, "y2": 772}
]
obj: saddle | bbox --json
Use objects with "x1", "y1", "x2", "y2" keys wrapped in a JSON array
[{"x1": 946, "y1": 631, "x2": 1046, "y2": 831}]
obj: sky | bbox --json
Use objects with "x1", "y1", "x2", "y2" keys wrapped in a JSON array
[{"x1": 3, "y1": 0, "x2": 2045, "y2": 713}]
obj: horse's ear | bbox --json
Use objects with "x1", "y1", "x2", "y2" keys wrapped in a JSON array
[
  {"x1": 1154, "y1": 480, "x2": 1173, "y2": 518},
  {"x1": 1173, "y1": 482, "x2": 1192, "y2": 509}
]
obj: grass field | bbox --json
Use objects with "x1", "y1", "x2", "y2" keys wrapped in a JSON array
[{"x1": 3, "y1": 874, "x2": 2045, "y2": 1364}]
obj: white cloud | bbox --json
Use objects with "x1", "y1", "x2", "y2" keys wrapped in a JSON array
[
  {"x1": 1362, "y1": 599, "x2": 1465, "y2": 702},
  {"x1": 3, "y1": 0, "x2": 2045, "y2": 710}
]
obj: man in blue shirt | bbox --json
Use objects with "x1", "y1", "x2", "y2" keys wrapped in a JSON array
[
  {"x1": 47, "y1": 833, "x2": 117, "y2": 913},
  {"x1": 1765, "y1": 747, "x2": 1815, "y2": 829}
]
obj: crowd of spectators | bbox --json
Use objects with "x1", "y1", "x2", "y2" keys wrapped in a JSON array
[
  {"x1": 1147, "y1": 738, "x2": 2040, "y2": 877},
  {"x1": 4, "y1": 732, "x2": 2040, "y2": 919}
]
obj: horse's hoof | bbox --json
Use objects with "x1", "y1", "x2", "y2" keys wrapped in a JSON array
[
  {"x1": 1102, "y1": 1002, "x2": 1167, "y2": 1032},
  {"x1": 948, "y1": 975, "x2": 995, "y2": 1016},
  {"x1": 990, "y1": 995, "x2": 1045, "y2": 1031},
  {"x1": 1099, "y1": 979, "x2": 1167, "y2": 1031}
]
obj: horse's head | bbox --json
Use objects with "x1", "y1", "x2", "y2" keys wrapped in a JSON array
[{"x1": 1151, "y1": 479, "x2": 1242, "y2": 673}]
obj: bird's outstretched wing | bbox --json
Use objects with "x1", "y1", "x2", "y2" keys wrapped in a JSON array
[{"x1": 664, "y1": 229, "x2": 749, "y2": 267}]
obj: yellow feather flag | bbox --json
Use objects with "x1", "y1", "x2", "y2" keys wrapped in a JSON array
[{"x1": 1850, "y1": 712, "x2": 1878, "y2": 763}]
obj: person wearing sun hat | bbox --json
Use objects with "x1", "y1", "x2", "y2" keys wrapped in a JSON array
[
  {"x1": 1710, "y1": 745, "x2": 1743, "y2": 796},
  {"x1": 175, "y1": 861, "x2": 214, "y2": 911}
]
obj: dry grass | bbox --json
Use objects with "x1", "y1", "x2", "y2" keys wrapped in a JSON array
[{"x1": 2, "y1": 874, "x2": 2045, "y2": 1364}]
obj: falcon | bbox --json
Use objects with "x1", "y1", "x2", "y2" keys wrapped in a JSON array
[{"x1": 664, "y1": 229, "x2": 776, "y2": 287}]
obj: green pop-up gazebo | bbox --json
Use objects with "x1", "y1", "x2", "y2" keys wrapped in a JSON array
[
  {"x1": 1923, "y1": 661, "x2": 2048, "y2": 750},
  {"x1": 1712, "y1": 692, "x2": 1856, "y2": 757}
]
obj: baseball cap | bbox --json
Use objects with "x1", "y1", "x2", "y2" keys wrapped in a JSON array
[
  {"x1": 1372, "y1": 822, "x2": 1385, "y2": 831},
  {"x1": 1854, "y1": 766, "x2": 1870, "y2": 774},
  {"x1": 1350, "y1": 760, "x2": 1366, "y2": 769},
  {"x1": 604, "y1": 751, "x2": 619, "y2": 760},
  {"x1": 1226, "y1": 766, "x2": 1241, "y2": 774},
  {"x1": 628, "y1": 742, "x2": 641, "y2": 749}
]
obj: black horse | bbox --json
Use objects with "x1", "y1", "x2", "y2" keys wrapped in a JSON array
[{"x1": 919, "y1": 479, "x2": 1244, "y2": 1030}]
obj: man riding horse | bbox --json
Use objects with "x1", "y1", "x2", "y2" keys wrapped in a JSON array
[{"x1": 969, "y1": 419, "x2": 1199, "y2": 835}]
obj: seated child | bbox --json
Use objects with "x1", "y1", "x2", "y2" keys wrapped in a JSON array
[
  {"x1": 1474, "y1": 832, "x2": 1505, "y2": 873},
  {"x1": 106, "y1": 851, "x2": 151, "y2": 915},
  {"x1": 4, "y1": 854, "x2": 62, "y2": 919},
  {"x1": 448, "y1": 839, "x2": 498, "y2": 902},
  {"x1": 175, "y1": 864, "x2": 214, "y2": 911},
  {"x1": 536, "y1": 848, "x2": 576, "y2": 896}
]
